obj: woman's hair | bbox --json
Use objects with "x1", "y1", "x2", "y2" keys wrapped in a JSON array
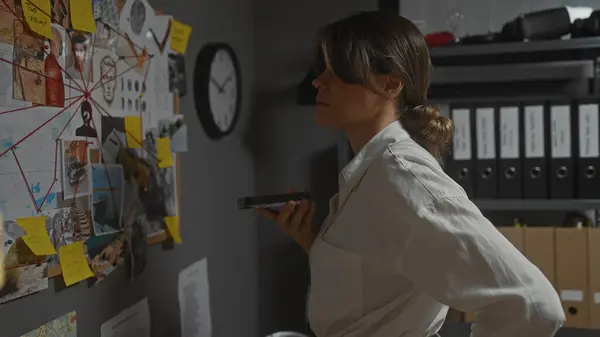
[{"x1": 313, "y1": 11, "x2": 453, "y2": 160}]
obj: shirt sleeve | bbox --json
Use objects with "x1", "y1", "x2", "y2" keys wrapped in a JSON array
[{"x1": 396, "y1": 195, "x2": 565, "y2": 337}]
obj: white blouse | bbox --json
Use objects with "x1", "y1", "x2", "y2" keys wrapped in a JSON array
[{"x1": 306, "y1": 121, "x2": 565, "y2": 337}]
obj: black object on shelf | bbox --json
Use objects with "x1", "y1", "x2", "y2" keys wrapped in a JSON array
[
  {"x1": 429, "y1": 37, "x2": 600, "y2": 101},
  {"x1": 572, "y1": 9, "x2": 600, "y2": 38},
  {"x1": 500, "y1": 7, "x2": 572, "y2": 42}
]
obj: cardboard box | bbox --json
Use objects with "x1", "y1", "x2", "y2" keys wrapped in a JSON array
[
  {"x1": 555, "y1": 228, "x2": 590, "y2": 328},
  {"x1": 524, "y1": 227, "x2": 556, "y2": 286},
  {"x1": 589, "y1": 228, "x2": 600, "y2": 329},
  {"x1": 463, "y1": 311, "x2": 475, "y2": 323},
  {"x1": 498, "y1": 227, "x2": 524, "y2": 252}
]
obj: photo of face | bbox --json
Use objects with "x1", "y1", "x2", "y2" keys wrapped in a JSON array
[
  {"x1": 129, "y1": 0, "x2": 146, "y2": 35},
  {"x1": 100, "y1": 56, "x2": 116, "y2": 104},
  {"x1": 72, "y1": 35, "x2": 87, "y2": 72},
  {"x1": 66, "y1": 32, "x2": 93, "y2": 82}
]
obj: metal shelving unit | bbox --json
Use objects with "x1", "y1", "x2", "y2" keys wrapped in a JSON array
[
  {"x1": 428, "y1": 38, "x2": 600, "y2": 227},
  {"x1": 473, "y1": 199, "x2": 600, "y2": 226},
  {"x1": 473, "y1": 199, "x2": 600, "y2": 212}
]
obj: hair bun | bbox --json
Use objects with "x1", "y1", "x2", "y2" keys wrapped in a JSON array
[{"x1": 402, "y1": 104, "x2": 454, "y2": 159}]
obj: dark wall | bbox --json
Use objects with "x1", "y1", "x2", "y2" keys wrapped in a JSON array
[
  {"x1": 0, "y1": 0, "x2": 258, "y2": 336},
  {"x1": 251, "y1": 0, "x2": 378, "y2": 335}
]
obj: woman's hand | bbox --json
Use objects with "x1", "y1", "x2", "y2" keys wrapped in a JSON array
[{"x1": 256, "y1": 189, "x2": 317, "y2": 253}]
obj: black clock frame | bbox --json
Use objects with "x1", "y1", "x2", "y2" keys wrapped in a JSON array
[{"x1": 193, "y1": 43, "x2": 242, "y2": 140}]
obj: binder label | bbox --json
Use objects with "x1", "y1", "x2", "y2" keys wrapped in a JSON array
[
  {"x1": 452, "y1": 108, "x2": 471, "y2": 160},
  {"x1": 500, "y1": 107, "x2": 519, "y2": 159},
  {"x1": 579, "y1": 104, "x2": 599, "y2": 158},
  {"x1": 551, "y1": 105, "x2": 571, "y2": 158},
  {"x1": 560, "y1": 289, "x2": 584, "y2": 302},
  {"x1": 525, "y1": 106, "x2": 544, "y2": 158},
  {"x1": 476, "y1": 107, "x2": 495, "y2": 159}
]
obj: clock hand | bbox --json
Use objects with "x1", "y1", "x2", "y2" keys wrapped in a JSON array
[
  {"x1": 221, "y1": 75, "x2": 233, "y2": 88},
  {"x1": 210, "y1": 76, "x2": 225, "y2": 92}
]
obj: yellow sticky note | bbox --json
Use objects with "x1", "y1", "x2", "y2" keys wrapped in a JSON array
[
  {"x1": 165, "y1": 216, "x2": 182, "y2": 244},
  {"x1": 16, "y1": 216, "x2": 56, "y2": 255},
  {"x1": 156, "y1": 137, "x2": 174, "y2": 168},
  {"x1": 21, "y1": 0, "x2": 53, "y2": 39},
  {"x1": 59, "y1": 241, "x2": 94, "y2": 286},
  {"x1": 124, "y1": 116, "x2": 142, "y2": 148},
  {"x1": 170, "y1": 19, "x2": 192, "y2": 54},
  {"x1": 69, "y1": 0, "x2": 96, "y2": 33}
]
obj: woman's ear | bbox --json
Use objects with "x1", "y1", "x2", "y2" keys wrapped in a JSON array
[{"x1": 384, "y1": 75, "x2": 403, "y2": 99}]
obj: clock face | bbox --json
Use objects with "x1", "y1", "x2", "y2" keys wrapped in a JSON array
[{"x1": 208, "y1": 49, "x2": 238, "y2": 133}]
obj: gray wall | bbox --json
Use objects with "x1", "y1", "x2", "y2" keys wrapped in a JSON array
[
  {"x1": 401, "y1": 0, "x2": 599, "y2": 36},
  {"x1": 0, "y1": 0, "x2": 258, "y2": 336},
  {"x1": 251, "y1": 0, "x2": 377, "y2": 335}
]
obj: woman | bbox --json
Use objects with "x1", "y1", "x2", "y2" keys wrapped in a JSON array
[{"x1": 257, "y1": 11, "x2": 564, "y2": 337}]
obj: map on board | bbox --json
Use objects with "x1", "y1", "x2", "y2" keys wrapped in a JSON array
[{"x1": 20, "y1": 311, "x2": 77, "y2": 337}]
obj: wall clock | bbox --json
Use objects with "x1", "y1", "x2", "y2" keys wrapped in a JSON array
[{"x1": 193, "y1": 43, "x2": 242, "y2": 140}]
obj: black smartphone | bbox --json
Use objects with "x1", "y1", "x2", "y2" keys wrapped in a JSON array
[{"x1": 237, "y1": 192, "x2": 311, "y2": 210}]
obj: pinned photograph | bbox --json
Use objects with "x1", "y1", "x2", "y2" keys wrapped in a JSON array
[
  {"x1": 56, "y1": 193, "x2": 93, "y2": 242},
  {"x1": 126, "y1": 216, "x2": 148, "y2": 279},
  {"x1": 1, "y1": 220, "x2": 48, "y2": 304},
  {"x1": 45, "y1": 24, "x2": 67, "y2": 108},
  {"x1": 61, "y1": 139, "x2": 91, "y2": 198},
  {"x1": 158, "y1": 115, "x2": 187, "y2": 152},
  {"x1": 51, "y1": 0, "x2": 70, "y2": 28},
  {"x1": 74, "y1": 100, "x2": 99, "y2": 138},
  {"x1": 91, "y1": 164, "x2": 124, "y2": 235},
  {"x1": 117, "y1": 0, "x2": 154, "y2": 74},
  {"x1": 100, "y1": 115, "x2": 126, "y2": 163},
  {"x1": 101, "y1": 115, "x2": 126, "y2": 144},
  {"x1": 168, "y1": 53, "x2": 186, "y2": 96},
  {"x1": 119, "y1": 72, "x2": 146, "y2": 116},
  {"x1": 135, "y1": 214, "x2": 163, "y2": 238},
  {"x1": 91, "y1": 50, "x2": 119, "y2": 113},
  {"x1": 94, "y1": 0, "x2": 119, "y2": 27},
  {"x1": 0, "y1": 43, "x2": 30, "y2": 108},
  {"x1": 13, "y1": 4, "x2": 46, "y2": 105},
  {"x1": 0, "y1": 0, "x2": 15, "y2": 44},
  {"x1": 102, "y1": 128, "x2": 125, "y2": 165},
  {"x1": 43, "y1": 204, "x2": 92, "y2": 269},
  {"x1": 137, "y1": 128, "x2": 178, "y2": 235},
  {"x1": 94, "y1": 21, "x2": 118, "y2": 50},
  {"x1": 0, "y1": 263, "x2": 48, "y2": 304},
  {"x1": 87, "y1": 232, "x2": 127, "y2": 284},
  {"x1": 66, "y1": 31, "x2": 93, "y2": 82}
]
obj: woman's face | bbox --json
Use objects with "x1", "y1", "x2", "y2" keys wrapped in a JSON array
[{"x1": 311, "y1": 53, "x2": 389, "y2": 130}]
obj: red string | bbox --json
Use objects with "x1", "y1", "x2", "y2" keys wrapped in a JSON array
[{"x1": 0, "y1": 1, "x2": 174, "y2": 257}]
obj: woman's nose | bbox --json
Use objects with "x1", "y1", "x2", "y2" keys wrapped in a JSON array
[{"x1": 312, "y1": 75, "x2": 325, "y2": 90}]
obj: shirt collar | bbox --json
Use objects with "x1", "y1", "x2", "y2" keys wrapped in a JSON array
[{"x1": 340, "y1": 120, "x2": 410, "y2": 190}]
